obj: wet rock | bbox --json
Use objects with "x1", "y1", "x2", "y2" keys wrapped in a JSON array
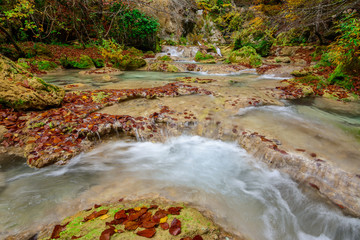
[
  {"x1": 37, "y1": 198, "x2": 241, "y2": 240},
  {"x1": 0, "y1": 55, "x2": 65, "y2": 110},
  {"x1": 147, "y1": 62, "x2": 180, "y2": 72},
  {"x1": 137, "y1": 0, "x2": 198, "y2": 40},
  {"x1": 274, "y1": 57, "x2": 291, "y2": 64}
]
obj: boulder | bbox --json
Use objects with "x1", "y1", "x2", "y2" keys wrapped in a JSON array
[{"x1": 0, "y1": 55, "x2": 65, "y2": 110}]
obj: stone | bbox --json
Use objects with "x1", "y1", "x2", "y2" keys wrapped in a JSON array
[
  {"x1": 0, "y1": 55, "x2": 65, "y2": 110},
  {"x1": 275, "y1": 57, "x2": 291, "y2": 64}
]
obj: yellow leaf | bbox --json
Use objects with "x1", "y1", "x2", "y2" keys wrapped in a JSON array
[
  {"x1": 134, "y1": 207, "x2": 141, "y2": 211},
  {"x1": 160, "y1": 216, "x2": 168, "y2": 223},
  {"x1": 99, "y1": 214, "x2": 109, "y2": 220},
  {"x1": 82, "y1": 95, "x2": 87, "y2": 100}
]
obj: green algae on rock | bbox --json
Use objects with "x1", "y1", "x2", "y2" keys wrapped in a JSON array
[
  {"x1": 0, "y1": 55, "x2": 65, "y2": 110},
  {"x1": 147, "y1": 62, "x2": 180, "y2": 72}
]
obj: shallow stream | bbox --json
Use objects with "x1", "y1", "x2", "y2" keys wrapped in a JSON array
[{"x1": 1, "y1": 70, "x2": 360, "y2": 239}]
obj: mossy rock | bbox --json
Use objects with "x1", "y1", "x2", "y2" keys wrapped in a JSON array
[
  {"x1": 39, "y1": 198, "x2": 233, "y2": 240},
  {"x1": 115, "y1": 56, "x2": 146, "y2": 70},
  {"x1": 35, "y1": 60, "x2": 58, "y2": 71},
  {"x1": 194, "y1": 51, "x2": 214, "y2": 62},
  {"x1": 17, "y1": 58, "x2": 30, "y2": 69},
  {"x1": 148, "y1": 63, "x2": 180, "y2": 72},
  {"x1": 60, "y1": 55, "x2": 95, "y2": 69},
  {"x1": 157, "y1": 55, "x2": 173, "y2": 62},
  {"x1": 291, "y1": 69, "x2": 312, "y2": 77},
  {"x1": 0, "y1": 55, "x2": 65, "y2": 110},
  {"x1": 228, "y1": 46, "x2": 262, "y2": 67},
  {"x1": 275, "y1": 57, "x2": 291, "y2": 64}
]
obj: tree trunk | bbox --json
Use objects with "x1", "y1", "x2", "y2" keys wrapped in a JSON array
[{"x1": 0, "y1": 25, "x2": 25, "y2": 57}]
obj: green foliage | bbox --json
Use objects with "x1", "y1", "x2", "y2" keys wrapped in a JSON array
[
  {"x1": 91, "y1": 92, "x2": 109, "y2": 103},
  {"x1": 314, "y1": 53, "x2": 333, "y2": 68},
  {"x1": 92, "y1": 58, "x2": 105, "y2": 68},
  {"x1": 274, "y1": 28, "x2": 310, "y2": 46},
  {"x1": 36, "y1": 60, "x2": 57, "y2": 71},
  {"x1": 17, "y1": 59, "x2": 30, "y2": 69},
  {"x1": 328, "y1": 65, "x2": 352, "y2": 90},
  {"x1": 109, "y1": 3, "x2": 159, "y2": 50},
  {"x1": 195, "y1": 51, "x2": 214, "y2": 61},
  {"x1": 157, "y1": 55, "x2": 173, "y2": 62},
  {"x1": 60, "y1": 55, "x2": 94, "y2": 69},
  {"x1": 228, "y1": 46, "x2": 262, "y2": 67},
  {"x1": 233, "y1": 20, "x2": 274, "y2": 57},
  {"x1": 329, "y1": 13, "x2": 360, "y2": 75}
]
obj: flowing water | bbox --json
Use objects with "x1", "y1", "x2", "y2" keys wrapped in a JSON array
[
  {"x1": 1, "y1": 69, "x2": 360, "y2": 239},
  {"x1": 1, "y1": 136, "x2": 360, "y2": 240}
]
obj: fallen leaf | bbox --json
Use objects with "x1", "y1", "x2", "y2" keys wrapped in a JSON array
[
  {"x1": 114, "y1": 209, "x2": 127, "y2": 220},
  {"x1": 100, "y1": 227, "x2": 116, "y2": 240},
  {"x1": 100, "y1": 214, "x2": 110, "y2": 220},
  {"x1": 136, "y1": 228, "x2": 156, "y2": 238},
  {"x1": 168, "y1": 207, "x2": 183, "y2": 215},
  {"x1": 159, "y1": 216, "x2": 168, "y2": 223},
  {"x1": 124, "y1": 220, "x2": 139, "y2": 231},
  {"x1": 51, "y1": 222, "x2": 69, "y2": 239},
  {"x1": 160, "y1": 222, "x2": 169, "y2": 230},
  {"x1": 83, "y1": 209, "x2": 108, "y2": 222},
  {"x1": 169, "y1": 218, "x2": 181, "y2": 236},
  {"x1": 193, "y1": 235, "x2": 204, "y2": 240}
]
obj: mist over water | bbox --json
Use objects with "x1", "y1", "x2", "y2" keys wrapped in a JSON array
[{"x1": 1, "y1": 136, "x2": 359, "y2": 239}]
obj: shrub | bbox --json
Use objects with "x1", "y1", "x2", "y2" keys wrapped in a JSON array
[
  {"x1": 195, "y1": 51, "x2": 214, "y2": 62},
  {"x1": 228, "y1": 46, "x2": 262, "y2": 67},
  {"x1": 60, "y1": 55, "x2": 94, "y2": 69},
  {"x1": 92, "y1": 58, "x2": 105, "y2": 68}
]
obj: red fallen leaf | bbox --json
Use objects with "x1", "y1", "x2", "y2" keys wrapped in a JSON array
[
  {"x1": 83, "y1": 209, "x2": 108, "y2": 222},
  {"x1": 296, "y1": 149, "x2": 306, "y2": 152},
  {"x1": 232, "y1": 129, "x2": 238, "y2": 134},
  {"x1": 310, "y1": 153, "x2": 317, "y2": 158},
  {"x1": 180, "y1": 238, "x2": 192, "y2": 240},
  {"x1": 136, "y1": 228, "x2": 156, "y2": 238},
  {"x1": 128, "y1": 208, "x2": 147, "y2": 221},
  {"x1": 309, "y1": 183, "x2": 320, "y2": 191},
  {"x1": 142, "y1": 221, "x2": 157, "y2": 229},
  {"x1": 167, "y1": 207, "x2": 183, "y2": 215},
  {"x1": 51, "y1": 222, "x2": 69, "y2": 239},
  {"x1": 124, "y1": 220, "x2": 139, "y2": 231},
  {"x1": 169, "y1": 218, "x2": 181, "y2": 236},
  {"x1": 152, "y1": 209, "x2": 168, "y2": 223},
  {"x1": 114, "y1": 209, "x2": 127, "y2": 220},
  {"x1": 94, "y1": 204, "x2": 102, "y2": 208},
  {"x1": 160, "y1": 222, "x2": 169, "y2": 230},
  {"x1": 193, "y1": 235, "x2": 204, "y2": 240},
  {"x1": 149, "y1": 205, "x2": 158, "y2": 210},
  {"x1": 100, "y1": 226, "x2": 116, "y2": 240}
]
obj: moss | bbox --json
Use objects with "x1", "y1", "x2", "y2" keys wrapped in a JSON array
[
  {"x1": 275, "y1": 57, "x2": 291, "y2": 63},
  {"x1": 115, "y1": 56, "x2": 146, "y2": 70},
  {"x1": 157, "y1": 55, "x2": 173, "y2": 62},
  {"x1": 194, "y1": 52, "x2": 214, "y2": 62},
  {"x1": 17, "y1": 61, "x2": 30, "y2": 70},
  {"x1": 291, "y1": 70, "x2": 311, "y2": 77},
  {"x1": 43, "y1": 199, "x2": 221, "y2": 240},
  {"x1": 148, "y1": 63, "x2": 179, "y2": 72},
  {"x1": 60, "y1": 55, "x2": 95, "y2": 69},
  {"x1": 228, "y1": 46, "x2": 262, "y2": 67},
  {"x1": 91, "y1": 92, "x2": 109, "y2": 103},
  {"x1": 36, "y1": 60, "x2": 58, "y2": 71}
]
